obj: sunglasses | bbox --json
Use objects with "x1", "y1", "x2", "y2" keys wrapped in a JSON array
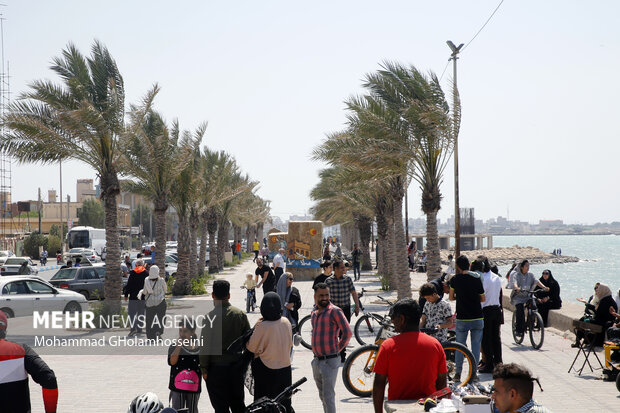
[{"x1": 288, "y1": 277, "x2": 294, "y2": 281}]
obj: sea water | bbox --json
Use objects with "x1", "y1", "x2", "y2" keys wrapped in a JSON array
[{"x1": 492, "y1": 235, "x2": 620, "y2": 303}]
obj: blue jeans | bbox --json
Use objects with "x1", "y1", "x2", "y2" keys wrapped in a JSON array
[{"x1": 455, "y1": 318, "x2": 484, "y2": 374}]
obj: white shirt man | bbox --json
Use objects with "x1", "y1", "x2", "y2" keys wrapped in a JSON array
[
  {"x1": 480, "y1": 260, "x2": 503, "y2": 373},
  {"x1": 272, "y1": 248, "x2": 286, "y2": 285}
]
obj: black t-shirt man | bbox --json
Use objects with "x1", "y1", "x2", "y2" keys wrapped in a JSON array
[
  {"x1": 255, "y1": 264, "x2": 275, "y2": 293},
  {"x1": 449, "y1": 272, "x2": 485, "y2": 320}
]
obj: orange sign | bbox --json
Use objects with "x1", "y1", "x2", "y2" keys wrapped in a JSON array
[
  {"x1": 270, "y1": 236, "x2": 277, "y2": 243},
  {"x1": 309, "y1": 228, "x2": 317, "y2": 236}
]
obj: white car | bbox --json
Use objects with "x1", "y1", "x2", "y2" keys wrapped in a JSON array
[
  {"x1": 0, "y1": 276, "x2": 88, "y2": 318},
  {"x1": 66, "y1": 248, "x2": 102, "y2": 263},
  {"x1": 0, "y1": 250, "x2": 15, "y2": 265},
  {"x1": 1, "y1": 257, "x2": 39, "y2": 276}
]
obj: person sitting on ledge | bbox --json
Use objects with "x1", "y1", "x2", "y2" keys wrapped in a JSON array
[
  {"x1": 534, "y1": 270, "x2": 562, "y2": 327},
  {"x1": 573, "y1": 283, "x2": 618, "y2": 347}
]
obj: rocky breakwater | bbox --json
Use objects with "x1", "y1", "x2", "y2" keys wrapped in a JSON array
[{"x1": 440, "y1": 245, "x2": 579, "y2": 267}]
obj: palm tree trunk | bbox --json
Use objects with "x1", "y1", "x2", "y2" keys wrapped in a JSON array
[
  {"x1": 393, "y1": 190, "x2": 411, "y2": 299},
  {"x1": 207, "y1": 208, "x2": 219, "y2": 273},
  {"x1": 385, "y1": 209, "x2": 396, "y2": 291},
  {"x1": 153, "y1": 203, "x2": 167, "y2": 271},
  {"x1": 245, "y1": 226, "x2": 252, "y2": 252},
  {"x1": 256, "y1": 222, "x2": 264, "y2": 245},
  {"x1": 189, "y1": 209, "x2": 199, "y2": 278},
  {"x1": 102, "y1": 177, "x2": 121, "y2": 315},
  {"x1": 425, "y1": 208, "x2": 442, "y2": 281},
  {"x1": 355, "y1": 215, "x2": 373, "y2": 271},
  {"x1": 172, "y1": 213, "x2": 191, "y2": 295},
  {"x1": 375, "y1": 211, "x2": 388, "y2": 281},
  {"x1": 197, "y1": 212, "x2": 208, "y2": 276},
  {"x1": 217, "y1": 218, "x2": 229, "y2": 272}
]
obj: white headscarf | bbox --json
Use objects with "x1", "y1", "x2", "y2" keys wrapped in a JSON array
[{"x1": 144, "y1": 265, "x2": 160, "y2": 295}]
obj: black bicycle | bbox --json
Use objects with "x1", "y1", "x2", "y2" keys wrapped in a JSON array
[
  {"x1": 512, "y1": 290, "x2": 545, "y2": 349},
  {"x1": 246, "y1": 377, "x2": 307, "y2": 412},
  {"x1": 353, "y1": 293, "x2": 395, "y2": 345}
]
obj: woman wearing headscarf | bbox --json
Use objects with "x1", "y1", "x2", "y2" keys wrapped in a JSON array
[
  {"x1": 246, "y1": 292, "x2": 294, "y2": 412},
  {"x1": 276, "y1": 272, "x2": 302, "y2": 333},
  {"x1": 534, "y1": 270, "x2": 562, "y2": 326},
  {"x1": 573, "y1": 283, "x2": 618, "y2": 347},
  {"x1": 143, "y1": 265, "x2": 167, "y2": 339}
]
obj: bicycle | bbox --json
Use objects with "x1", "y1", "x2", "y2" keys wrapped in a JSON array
[
  {"x1": 511, "y1": 289, "x2": 545, "y2": 349},
  {"x1": 246, "y1": 377, "x2": 307, "y2": 412},
  {"x1": 241, "y1": 286, "x2": 257, "y2": 313},
  {"x1": 353, "y1": 291, "x2": 395, "y2": 345},
  {"x1": 342, "y1": 320, "x2": 476, "y2": 397}
]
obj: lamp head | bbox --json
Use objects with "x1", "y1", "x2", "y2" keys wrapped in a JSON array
[{"x1": 446, "y1": 40, "x2": 464, "y2": 55}]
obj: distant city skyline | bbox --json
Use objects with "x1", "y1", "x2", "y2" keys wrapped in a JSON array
[{"x1": 3, "y1": 1, "x2": 620, "y2": 225}]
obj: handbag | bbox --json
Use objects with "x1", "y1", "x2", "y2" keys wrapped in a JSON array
[{"x1": 226, "y1": 328, "x2": 255, "y2": 394}]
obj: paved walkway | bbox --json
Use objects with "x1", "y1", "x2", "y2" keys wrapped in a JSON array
[{"x1": 26, "y1": 259, "x2": 620, "y2": 412}]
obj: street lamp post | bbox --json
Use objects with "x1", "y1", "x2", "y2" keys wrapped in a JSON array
[{"x1": 447, "y1": 40, "x2": 463, "y2": 258}]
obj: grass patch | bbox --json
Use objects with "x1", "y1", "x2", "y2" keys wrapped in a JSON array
[
  {"x1": 379, "y1": 274, "x2": 390, "y2": 291},
  {"x1": 166, "y1": 273, "x2": 212, "y2": 296}
]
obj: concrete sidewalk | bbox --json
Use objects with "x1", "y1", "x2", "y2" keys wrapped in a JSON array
[{"x1": 25, "y1": 259, "x2": 620, "y2": 412}]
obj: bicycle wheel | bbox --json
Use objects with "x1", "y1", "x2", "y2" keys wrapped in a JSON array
[
  {"x1": 442, "y1": 341, "x2": 475, "y2": 386},
  {"x1": 512, "y1": 311, "x2": 524, "y2": 344},
  {"x1": 298, "y1": 315, "x2": 313, "y2": 350},
  {"x1": 529, "y1": 312, "x2": 545, "y2": 349},
  {"x1": 342, "y1": 344, "x2": 379, "y2": 397},
  {"x1": 354, "y1": 313, "x2": 384, "y2": 345}
]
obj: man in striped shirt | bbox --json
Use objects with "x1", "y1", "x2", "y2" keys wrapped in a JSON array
[{"x1": 311, "y1": 283, "x2": 352, "y2": 413}]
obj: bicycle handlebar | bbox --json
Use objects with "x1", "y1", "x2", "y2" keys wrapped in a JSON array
[{"x1": 274, "y1": 376, "x2": 307, "y2": 403}]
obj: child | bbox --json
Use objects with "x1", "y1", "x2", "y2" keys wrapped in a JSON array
[
  {"x1": 243, "y1": 273, "x2": 257, "y2": 308},
  {"x1": 168, "y1": 320, "x2": 201, "y2": 413},
  {"x1": 419, "y1": 282, "x2": 453, "y2": 343}
]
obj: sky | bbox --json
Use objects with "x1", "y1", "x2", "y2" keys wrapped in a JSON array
[{"x1": 2, "y1": 1, "x2": 619, "y2": 225}]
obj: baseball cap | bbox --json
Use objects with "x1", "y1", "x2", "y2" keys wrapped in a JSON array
[{"x1": 0, "y1": 310, "x2": 7, "y2": 330}]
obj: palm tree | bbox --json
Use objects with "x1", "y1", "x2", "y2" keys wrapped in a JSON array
[
  {"x1": 350, "y1": 62, "x2": 460, "y2": 279},
  {"x1": 1, "y1": 41, "x2": 126, "y2": 314},
  {"x1": 170, "y1": 126, "x2": 204, "y2": 295},
  {"x1": 121, "y1": 88, "x2": 189, "y2": 271}
]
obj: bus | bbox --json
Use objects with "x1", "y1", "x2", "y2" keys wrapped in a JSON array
[{"x1": 66, "y1": 226, "x2": 106, "y2": 255}]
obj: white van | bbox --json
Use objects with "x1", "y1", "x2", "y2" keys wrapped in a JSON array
[{"x1": 66, "y1": 226, "x2": 106, "y2": 255}]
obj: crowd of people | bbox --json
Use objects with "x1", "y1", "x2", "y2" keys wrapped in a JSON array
[{"x1": 14, "y1": 237, "x2": 618, "y2": 413}]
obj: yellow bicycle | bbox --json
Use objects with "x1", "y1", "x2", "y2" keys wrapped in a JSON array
[{"x1": 342, "y1": 323, "x2": 476, "y2": 397}]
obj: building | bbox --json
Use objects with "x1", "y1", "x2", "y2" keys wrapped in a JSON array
[{"x1": 76, "y1": 179, "x2": 97, "y2": 202}]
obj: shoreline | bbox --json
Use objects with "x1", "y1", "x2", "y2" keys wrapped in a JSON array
[{"x1": 439, "y1": 246, "x2": 579, "y2": 267}]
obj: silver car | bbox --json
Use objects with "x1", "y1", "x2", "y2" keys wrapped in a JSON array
[{"x1": 0, "y1": 276, "x2": 88, "y2": 318}]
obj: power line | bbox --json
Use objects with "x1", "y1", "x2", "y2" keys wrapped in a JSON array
[
  {"x1": 438, "y1": 59, "x2": 451, "y2": 82},
  {"x1": 461, "y1": 0, "x2": 505, "y2": 52}
]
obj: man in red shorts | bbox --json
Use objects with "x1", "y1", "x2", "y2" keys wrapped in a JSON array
[{"x1": 372, "y1": 298, "x2": 447, "y2": 412}]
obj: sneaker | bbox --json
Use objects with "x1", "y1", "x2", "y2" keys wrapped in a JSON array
[{"x1": 293, "y1": 334, "x2": 302, "y2": 347}]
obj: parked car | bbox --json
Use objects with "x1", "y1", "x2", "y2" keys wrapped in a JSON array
[
  {"x1": 1, "y1": 257, "x2": 39, "y2": 276},
  {"x1": 0, "y1": 250, "x2": 15, "y2": 265},
  {"x1": 142, "y1": 256, "x2": 175, "y2": 281},
  {"x1": 49, "y1": 264, "x2": 126, "y2": 300},
  {"x1": 0, "y1": 276, "x2": 88, "y2": 317},
  {"x1": 66, "y1": 248, "x2": 102, "y2": 263}
]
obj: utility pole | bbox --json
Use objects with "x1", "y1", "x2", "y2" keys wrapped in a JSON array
[
  {"x1": 405, "y1": 190, "x2": 409, "y2": 243},
  {"x1": 66, "y1": 195, "x2": 70, "y2": 234},
  {"x1": 447, "y1": 40, "x2": 464, "y2": 258},
  {"x1": 59, "y1": 161, "x2": 63, "y2": 251},
  {"x1": 37, "y1": 187, "x2": 41, "y2": 234}
]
